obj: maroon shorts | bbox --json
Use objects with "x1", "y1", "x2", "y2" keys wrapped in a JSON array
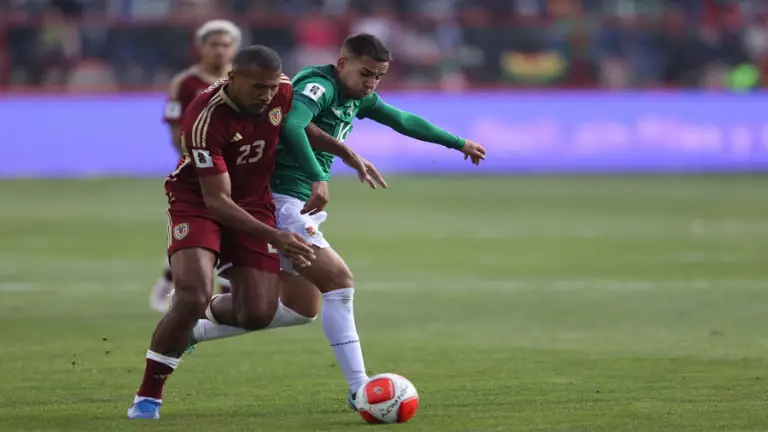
[{"x1": 166, "y1": 205, "x2": 280, "y2": 274}]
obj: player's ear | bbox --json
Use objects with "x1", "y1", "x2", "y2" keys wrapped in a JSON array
[{"x1": 336, "y1": 57, "x2": 346, "y2": 71}]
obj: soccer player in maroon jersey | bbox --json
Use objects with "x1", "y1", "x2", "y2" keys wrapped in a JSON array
[
  {"x1": 129, "y1": 45, "x2": 377, "y2": 420},
  {"x1": 128, "y1": 46, "x2": 329, "y2": 420},
  {"x1": 150, "y1": 20, "x2": 242, "y2": 312}
]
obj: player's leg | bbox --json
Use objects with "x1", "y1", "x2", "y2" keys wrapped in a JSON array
[
  {"x1": 272, "y1": 193, "x2": 368, "y2": 402},
  {"x1": 205, "y1": 265, "x2": 280, "y2": 329},
  {"x1": 128, "y1": 213, "x2": 220, "y2": 420},
  {"x1": 293, "y1": 247, "x2": 368, "y2": 406},
  {"x1": 129, "y1": 248, "x2": 216, "y2": 419},
  {"x1": 278, "y1": 270, "x2": 322, "y2": 319},
  {"x1": 149, "y1": 260, "x2": 174, "y2": 312},
  {"x1": 200, "y1": 225, "x2": 303, "y2": 332},
  {"x1": 191, "y1": 270, "x2": 318, "y2": 343}
]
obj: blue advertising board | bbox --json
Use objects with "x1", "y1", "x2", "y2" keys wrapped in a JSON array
[{"x1": 3, "y1": 92, "x2": 767, "y2": 177}]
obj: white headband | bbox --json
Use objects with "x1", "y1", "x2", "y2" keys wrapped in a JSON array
[{"x1": 196, "y1": 20, "x2": 242, "y2": 47}]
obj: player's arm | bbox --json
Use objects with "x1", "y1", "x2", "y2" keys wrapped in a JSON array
[
  {"x1": 360, "y1": 95, "x2": 486, "y2": 164},
  {"x1": 280, "y1": 79, "x2": 340, "y2": 214},
  {"x1": 163, "y1": 78, "x2": 192, "y2": 154},
  {"x1": 280, "y1": 99, "x2": 328, "y2": 182},
  {"x1": 199, "y1": 174, "x2": 277, "y2": 239},
  {"x1": 164, "y1": 116, "x2": 183, "y2": 154},
  {"x1": 189, "y1": 118, "x2": 278, "y2": 238},
  {"x1": 304, "y1": 122, "x2": 354, "y2": 159},
  {"x1": 305, "y1": 123, "x2": 387, "y2": 189}
]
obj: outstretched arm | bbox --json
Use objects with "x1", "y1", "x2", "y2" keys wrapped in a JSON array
[{"x1": 362, "y1": 98, "x2": 465, "y2": 149}]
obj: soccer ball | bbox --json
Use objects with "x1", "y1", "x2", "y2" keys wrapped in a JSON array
[{"x1": 355, "y1": 373, "x2": 419, "y2": 424}]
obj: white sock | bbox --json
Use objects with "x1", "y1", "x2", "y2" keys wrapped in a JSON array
[
  {"x1": 218, "y1": 277, "x2": 231, "y2": 290},
  {"x1": 192, "y1": 319, "x2": 249, "y2": 342},
  {"x1": 322, "y1": 288, "x2": 368, "y2": 393},
  {"x1": 267, "y1": 300, "x2": 316, "y2": 329},
  {"x1": 145, "y1": 349, "x2": 181, "y2": 368},
  {"x1": 193, "y1": 301, "x2": 315, "y2": 343}
]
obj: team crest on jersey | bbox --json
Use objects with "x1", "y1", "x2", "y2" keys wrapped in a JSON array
[
  {"x1": 305, "y1": 226, "x2": 318, "y2": 238},
  {"x1": 269, "y1": 107, "x2": 282, "y2": 126},
  {"x1": 173, "y1": 223, "x2": 189, "y2": 240}
]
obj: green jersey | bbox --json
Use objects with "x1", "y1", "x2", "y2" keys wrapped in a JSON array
[
  {"x1": 272, "y1": 64, "x2": 464, "y2": 202},
  {"x1": 271, "y1": 64, "x2": 379, "y2": 201}
]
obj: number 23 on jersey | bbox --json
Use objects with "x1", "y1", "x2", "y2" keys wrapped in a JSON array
[{"x1": 236, "y1": 140, "x2": 265, "y2": 165}]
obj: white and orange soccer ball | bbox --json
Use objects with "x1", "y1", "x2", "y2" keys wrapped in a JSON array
[{"x1": 355, "y1": 373, "x2": 419, "y2": 424}]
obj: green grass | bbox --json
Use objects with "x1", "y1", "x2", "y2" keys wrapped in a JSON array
[{"x1": 0, "y1": 175, "x2": 767, "y2": 431}]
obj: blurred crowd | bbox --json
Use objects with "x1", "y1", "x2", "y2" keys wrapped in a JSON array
[{"x1": 1, "y1": 0, "x2": 767, "y2": 90}]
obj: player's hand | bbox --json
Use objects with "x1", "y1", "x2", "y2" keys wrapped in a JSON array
[
  {"x1": 343, "y1": 153, "x2": 388, "y2": 190},
  {"x1": 270, "y1": 231, "x2": 315, "y2": 267},
  {"x1": 302, "y1": 181, "x2": 329, "y2": 215},
  {"x1": 461, "y1": 140, "x2": 486, "y2": 165}
]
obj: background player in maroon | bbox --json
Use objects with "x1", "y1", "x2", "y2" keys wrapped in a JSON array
[
  {"x1": 151, "y1": 19, "x2": 242, "y2": 312},
  {"x1": 128, "y1": 46, "x2": 322, "y2": 420}
]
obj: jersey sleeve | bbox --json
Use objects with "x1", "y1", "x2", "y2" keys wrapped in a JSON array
[
  {"x1": 164, "y1": 75, "x2": 195, "y2": 124},
  {"x1": 291, "y1": 76, "x2": 335, "y2": 116},
  {"x1": 182, "y1": 104, "x2": 230, "y2": 177},
  {"x1": 360, "y1": 95, "x2": 465, "y2": 150}
]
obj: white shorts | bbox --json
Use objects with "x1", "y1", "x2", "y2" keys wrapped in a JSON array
[{"x1": 273, "y1": 192, "x2": 331, "y2": 274}]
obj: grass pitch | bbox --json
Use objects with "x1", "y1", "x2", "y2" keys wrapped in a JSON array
[{"x1": 0, "y1": 175, "x2": 766, "y2": 431}]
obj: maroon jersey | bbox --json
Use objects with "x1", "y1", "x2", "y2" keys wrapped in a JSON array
[
  {"x1": 165, "y1": 75, "x2": 293, "y2": 213},
  {"x1": 163, "y1": 66, "x2": 224, "y2": 125}
]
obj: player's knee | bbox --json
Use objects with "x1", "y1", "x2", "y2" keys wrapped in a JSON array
[
  {"x1": 320, "y1": 265, "x2": 354, "y2": 292},
  {"x1": 171, "y1": 279, "x2": 211, "y2": 318},
  {"x1": 235, "y1": 300, "x2": 277, "y2": 330}
]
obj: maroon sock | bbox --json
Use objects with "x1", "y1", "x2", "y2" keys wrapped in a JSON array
[{"x1": 137, "y1": 358, "x2": 175, "y2": 400}]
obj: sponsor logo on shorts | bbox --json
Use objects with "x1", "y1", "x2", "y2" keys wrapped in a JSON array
[
  {"x1": 269, "y1": 107, "x2": 282, "y2": 126},
  {"x1": 173, "y1": 223, "x2": 189, "y2": 240},
  {"x1": 305, "y1": 226, "x2": 318, "y2": 238}
]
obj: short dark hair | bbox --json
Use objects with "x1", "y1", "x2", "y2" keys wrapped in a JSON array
[
  {"x1": 341, "y1": 33, "x2": 391, "y2": 62},
  {"x1": 232, "y1": 45, "x2": 282, "y2": 71}
]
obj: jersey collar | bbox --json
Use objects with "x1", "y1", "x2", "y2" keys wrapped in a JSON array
[{"x1": 218, "y1": 84, "x2": 242, "y2": 113}]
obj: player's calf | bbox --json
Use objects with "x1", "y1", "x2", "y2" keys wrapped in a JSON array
[
  {"x1": 130, "y1": 248, "x2": 216, "y2": 419},
  {"x1": 190, "y1": 274, "x2": 318, "y2": 345},
  {"x1": 295, "y1": 247, "x2": 367, "y2": 394},
  {"x1": 279, "y1": 271, "x2": 322, "y2": 318}
]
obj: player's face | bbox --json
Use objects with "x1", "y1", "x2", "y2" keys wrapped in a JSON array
[
  {"x1": 229, "y1": 67, "x2": 282, "y2": 116},
  {"x1": 337, "y1": 56, "x2": 389, "y2": 99},
  {"x1": 199, "y1": 32, "x2": 236, "y2": 69}
]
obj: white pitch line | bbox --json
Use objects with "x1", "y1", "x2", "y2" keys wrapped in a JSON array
[
  {"x1": 0, "y1": 283, "x2": 35, "y2": 292},
  {"x1": 361, "y1": 279, "x2": 768, "y2": 292}
]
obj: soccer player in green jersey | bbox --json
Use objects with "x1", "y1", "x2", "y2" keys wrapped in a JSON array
[{"x1": 189, "y1": 33, "x2": 486, "y2": 408}]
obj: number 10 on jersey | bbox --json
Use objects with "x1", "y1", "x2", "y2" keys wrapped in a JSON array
[{"x1": 334, "y1": 124, "x2": 352, "y2": 143}]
